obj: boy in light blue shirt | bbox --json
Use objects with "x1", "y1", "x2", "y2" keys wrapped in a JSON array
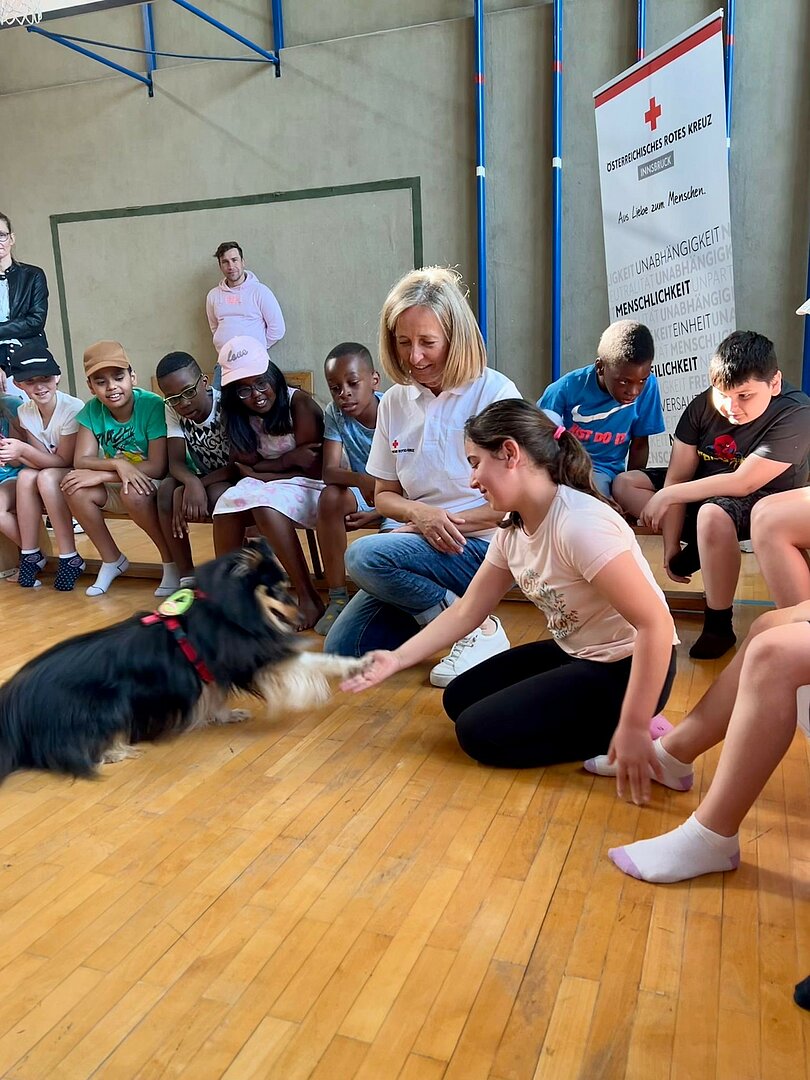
[
  {"x1": 538, "y1": 320, "x2": 664, "y2": 496},
  {"x1": 315, "y1": 342, "x2": 383, "y2": 635}
]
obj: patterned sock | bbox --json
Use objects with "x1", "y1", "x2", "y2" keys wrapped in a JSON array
[
  {"x1": 313, "y1": 587, "x2": 350, "y2": 636},
  {"x1": 54, "y1": 554, "x2": 86, "y2": 592},
  {"x1": 18, "y1": 549, "x2": 46, "y2": 589}
]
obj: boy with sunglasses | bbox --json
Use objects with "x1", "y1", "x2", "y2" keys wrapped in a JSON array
[{"x1": 155, "y1": 351, "x2": 232, "y2": 586}]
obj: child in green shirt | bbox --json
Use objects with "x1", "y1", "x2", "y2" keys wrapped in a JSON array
[{"x1": 61, "y1": 340, "x2": 175, "y2": 596}]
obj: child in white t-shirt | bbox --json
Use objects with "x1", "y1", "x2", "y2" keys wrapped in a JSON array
[
  {"x1": 342, "y1": 398, "x2": 678, "y2": 805},
  {"x1": 0, "y1": 345, "x2": 85, "y2": 590}
]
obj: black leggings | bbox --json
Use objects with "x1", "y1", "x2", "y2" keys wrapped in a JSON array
[{"x1": 442, "y1": 639, "x2": 677, "y2": 768}]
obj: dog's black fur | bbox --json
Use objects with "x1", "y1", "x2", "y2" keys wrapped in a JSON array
[{"x1": 0, "y1": 541, "x2": 341, "y2": 782}]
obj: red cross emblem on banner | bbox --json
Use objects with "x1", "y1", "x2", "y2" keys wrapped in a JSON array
[{"x1": 644, "y1": 96, "x2": 662, "y2": 131}]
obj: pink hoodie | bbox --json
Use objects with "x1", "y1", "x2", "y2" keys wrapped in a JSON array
[{"x1": 205, "y1": 270, "x2": 286, "y2": 352}]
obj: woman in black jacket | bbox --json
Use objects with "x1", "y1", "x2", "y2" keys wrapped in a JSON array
[{"x1": 0, "y1": 211, "x2": 49, "y2": 393}]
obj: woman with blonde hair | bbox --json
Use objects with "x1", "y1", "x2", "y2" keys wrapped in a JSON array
[{"x1": 324, "y1": 266, "x2": 521, "y2": 675}]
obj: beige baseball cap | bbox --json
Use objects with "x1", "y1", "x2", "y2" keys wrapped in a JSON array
[{"x1": 83, "y1": 340, "x2": 131, "y2": 378}]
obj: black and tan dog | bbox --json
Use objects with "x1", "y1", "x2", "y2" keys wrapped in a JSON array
[{"x1": 0, "y1": 541, "x2": 366, "y2": 781}]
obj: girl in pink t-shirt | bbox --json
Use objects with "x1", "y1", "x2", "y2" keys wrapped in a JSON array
[{"x1": 343, "y1": 398, "x2": 678, "y2": 805}]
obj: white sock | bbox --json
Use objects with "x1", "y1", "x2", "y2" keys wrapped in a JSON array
[
  {"x1": 179, "y1": 575, "x2": 196, "y2": 589},
  {"x1": 154, "y1": 562, "x2": 181, "y2": 597},
  {"x1": 60, "y1": 550, "x2": 78, "y2": 560},
  {"x1": 608, "y1": 812, "x2": 740, "y2": 883},
  {"x1": 584, "y1": 736, "x2": 694, "y2": 791},
  {"x1": 86, "y1": 554, "x2": 129, "y2": 596}
]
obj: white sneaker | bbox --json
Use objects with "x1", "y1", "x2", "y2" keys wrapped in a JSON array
[
  {"x1": 738, "y1": 539, "x2": 754, "y2": 553},
  {"x1": 429, "y1": 616, "x2": 510, "y2": 688}
]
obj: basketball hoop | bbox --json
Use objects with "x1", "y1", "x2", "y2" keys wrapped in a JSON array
[{"x1": 0, "y1": 0, "x2": 42, "y2": 26}]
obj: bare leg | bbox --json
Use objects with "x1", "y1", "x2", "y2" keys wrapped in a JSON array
[
  {"x1": 14, "y1": 467, "x2": 44, "y2": 550},
  {"x1": 157, "y1": 477, "x2": 194, "y2": 578},
  {"x1": 696, "y1": 621, "x2": 810, "y2": 834},
  {"x1": 0, "y1": 480, "x2": 20, "y2": 546},
  {"x1": 612, "y1": 470, "x2": 655, "y2": 518},
  {"x1": 664, "y1": 601, "x2": 810, "y2": 763},
  {"x1": 695, "y1": 503, "x2": 741, "y2": 609},
  {"x1": 609, "y1": 613, "x2": 810, "y2": 882},
  {"x1": 316, "y1": 484, "x2": 354, "y2": 589},
  {"x1": 65, "y1": 485, "x2": 119, "y2": 561},
  {"x1": 750, "y1": 488, "x2": 810, "y2": 607},
  {"x1": 213, "y1": 509, "x2": 250, "y2": 556},
  {"x1": 119, "y1": 485, "x2": 173, "y2": 563},
  {"x1": 35, "y1": 468, "x2": 74, "y2": 555},
  {"x1": 252, "y1": 505, "x2": 325, "y2": 630}
]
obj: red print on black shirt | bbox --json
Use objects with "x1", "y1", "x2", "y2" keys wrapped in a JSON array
[{"x1": 713, "y1": 435, "x2": 738, "y2": 462}]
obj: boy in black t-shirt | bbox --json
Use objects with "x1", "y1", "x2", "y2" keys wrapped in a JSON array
[{"x1": 614, "y1": 331, "x2": 810, "y2": 659}]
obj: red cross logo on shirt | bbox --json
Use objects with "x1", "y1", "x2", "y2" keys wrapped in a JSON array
[
  {"x1": 391, "y1": 440, "x2": 399, "y2": 449},
  {"x1": 644, "y1": 96, "x2": 662, "y2": 131}
]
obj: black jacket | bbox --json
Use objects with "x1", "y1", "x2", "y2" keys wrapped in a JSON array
[{"x1": 0, "y1": 260, "x2": 49, "y2": 372}]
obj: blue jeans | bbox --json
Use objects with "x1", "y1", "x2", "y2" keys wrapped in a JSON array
[{"x1": 323, "y1": 532, "x2": 490, "y2": 657}]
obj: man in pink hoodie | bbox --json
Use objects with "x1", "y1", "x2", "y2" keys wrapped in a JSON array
[{"x1": 205, "y1": 241, "x2": 286, "y2": 354}]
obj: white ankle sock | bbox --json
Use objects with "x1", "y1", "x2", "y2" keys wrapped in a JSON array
[
  {"x1": 154, "y1": 562, "x2": 181, "y2": 597},
  {"x1": 584, "y1": 736, "x2": 694, "y2": 792},
  {"x1": 608, "y1": 812, "x2": 740, "y2": 883},
  {"x1": 86, "y1": 554, "x2": 129, "y2": 596},
  {"x1": 179, "y1": 575, "x2": 196, "y2": 589}
]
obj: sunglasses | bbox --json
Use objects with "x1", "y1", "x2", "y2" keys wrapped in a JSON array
[
  {"x1": 236, "y1": 376, "x2": 273, "y2": 401},
  {"x1": 164, "y1": 372, "x2": 205, "y2": 408}
]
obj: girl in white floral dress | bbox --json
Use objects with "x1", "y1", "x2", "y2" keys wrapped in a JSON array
[{"x1": 213, "y1": 336, "x2": 325, "y2": 629}]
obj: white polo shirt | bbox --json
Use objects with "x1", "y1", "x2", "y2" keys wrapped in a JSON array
[{"x1": 366, "y1": 368, "x2": 522, "y2": 538}]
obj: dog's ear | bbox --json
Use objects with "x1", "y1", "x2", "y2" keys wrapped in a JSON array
[{"x1": 234, "y1": 538, "x2": 286, "y2": 581}]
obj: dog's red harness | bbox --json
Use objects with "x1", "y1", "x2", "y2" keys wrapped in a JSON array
[{"x1": 141, "y1": 589, "x2": 215, "y2": 685}]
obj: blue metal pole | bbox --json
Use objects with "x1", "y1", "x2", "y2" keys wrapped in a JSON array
[
  {"x1": 141, "y1": 2, "x2": 156, "y2": 96},
  {"x1": 27, "y1": 25, "x2": 153, "y2": 91},
  {"x1": 724, "y1": 0, "x2": 736, "y2": 155},
  {"x1": 473, "y1": 0, "x2": 488, "y2": 344},
  {"x1": 170, "y1": 0, "x2": 279, "y2": 68},
  {"x1": 802, "y1": 243, "x2": 810, "y2": 394},
  {"x1": 551, "y1": 0, "x2": 563, "y2": 381},
  {"x1": 271, "y1": 0, "x2": 284, "y2": 52},
  {"x1": 636, "y1": 0, "x2": 646, "y2": 60}
]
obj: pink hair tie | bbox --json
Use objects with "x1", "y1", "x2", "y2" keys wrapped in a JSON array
[{"x1": 553, "y1": 425, "x2": 565, "y2": 441}]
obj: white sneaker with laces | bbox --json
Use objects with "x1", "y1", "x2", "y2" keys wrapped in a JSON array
[{"x1": 429, "y1": 616, "x2": 510, "y2": 688}]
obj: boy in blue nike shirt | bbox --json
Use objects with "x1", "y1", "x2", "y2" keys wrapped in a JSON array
[{"x1": 538, "y1": 320, "x2": 664, "y2": 496}]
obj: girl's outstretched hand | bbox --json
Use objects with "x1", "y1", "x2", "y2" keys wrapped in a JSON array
[
  {"x1": 607, "y1": 726, "x2": 664, "y2": 806},
  {"x1": 341, "y1": 650, "x2": 402, "y2": 693}
]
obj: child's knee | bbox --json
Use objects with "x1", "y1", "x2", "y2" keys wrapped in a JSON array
[
  {"x1": 696, "y1": 502, "x2": 737, "y2": 542},
  {"x1": 15, "y1": 468, "x2": 39, "y2": 493},
  {"x1": 36, "y1": 468, "x2": 66, "y2": 497},
  {"x1": 317, "y1": 484, "x2": 352, "y2": 520},
  {"x1": 120, "y1": 487, "x2": 158, "y2": 514}
]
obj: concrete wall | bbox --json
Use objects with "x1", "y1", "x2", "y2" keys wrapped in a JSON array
[{"x1": 1, "y1": 0, "x2": 807, "y2": 401}]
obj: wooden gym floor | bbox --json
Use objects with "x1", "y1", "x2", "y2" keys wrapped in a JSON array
[{"x1": 0, "y1": 523, "x2": 807, "y2": 1078}]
